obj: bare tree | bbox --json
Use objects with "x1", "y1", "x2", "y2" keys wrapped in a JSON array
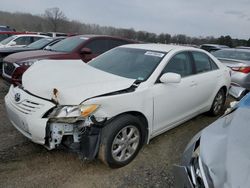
[{"x1": 44, "y1": 7, "x2": 67, "y2": 32}]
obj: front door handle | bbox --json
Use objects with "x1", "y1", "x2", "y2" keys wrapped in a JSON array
[{"x1": 190, "y1": 81, "x2": 197, "y2": 87}]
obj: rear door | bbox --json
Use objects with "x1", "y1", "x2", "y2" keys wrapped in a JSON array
[
  {"x1": 190, "y1": 51, "x2": 221, "y2": 109},
  {"x1": 83, "y1": 39, "x2": 109, "y2": 62},
  {"x1": 107, "y1": 39, "x2": 131, "y2": 49}
]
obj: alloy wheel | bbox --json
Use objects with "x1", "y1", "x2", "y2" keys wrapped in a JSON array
[{"x1": 111, "y1": 125, "x2": 140, "y2": 162}]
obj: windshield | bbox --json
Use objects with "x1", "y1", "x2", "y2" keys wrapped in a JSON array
[
  {"x1": 0, "y1": 35, "x2": 15, "y2": 45},
  {"x1": 213, "y1": 50, "x2": 250, "y2": 61},
  {"x1": 89, "y1": 47, "x2": 166, "y2": 81},
  {"x1": 26, "y1": 38, "x2": 53, "y2": 49},
  {"x1": 49, "y1": 36, "x2": 86, "y2": 52}
]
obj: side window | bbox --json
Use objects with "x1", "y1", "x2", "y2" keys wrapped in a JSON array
[
  {"x1": 0, "y1": 34, "x2": 8, "y2": 41},
  {"x1": 84, "y1": 39, "x2": 109, "y2": 54},
  {"x1": 33, "y1": 37, "x2": 43, "y2": 42},
  {"x1": 210, "y1": 58, "x2": 219, "y2": 70},
  {"x1": 162, "y1": 52, "x2": 193, "y2": 77},
  {"x1": 14, "y1": 37, "x2": 31, "y2": 45},
  {"x1": 108, "y1": 39, "x2": 129, "y2": 49},
  {"x1": 192, "y1": 51, "x2": 217, "y2": 73}
]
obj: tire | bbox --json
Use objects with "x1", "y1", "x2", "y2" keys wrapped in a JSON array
[
  {"x1": 98, "y1": 114, "x2": 145, "y2": 168},
  {"x1": 209, "y1": 89, "x2": 226, "y2": 116}
]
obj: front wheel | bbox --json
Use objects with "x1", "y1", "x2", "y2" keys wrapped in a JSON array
[
  {"x1": 98, "y1": 114, "x2": 145, "y2": 168},
  {"x1": 209, "y1": 89, "x2": 226, "y2": 116}
]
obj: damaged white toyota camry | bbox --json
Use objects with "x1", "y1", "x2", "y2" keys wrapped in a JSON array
[{"x1": 5, "y1": 44, "x2": 230, "y2": 168}]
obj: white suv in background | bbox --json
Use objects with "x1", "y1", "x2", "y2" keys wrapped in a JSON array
[{"x1": 0, "y1": 34, "x2": 49, "y2": 48}]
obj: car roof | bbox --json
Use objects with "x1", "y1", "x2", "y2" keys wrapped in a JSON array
[
  {"x1": 71, "y1": 34, "x2": 137, "y2": 42},
  {"x1": 201, "y1": 44, "x2": 229, "y2": 48},
  {"x1": 216, "y1": 48, "x2": 250, "y2": 53},
  {"x1": 120, "y1": 43, "x2": 198, "y2": 53},
  {"x1": 12, "y1": 34, "x2": 49, "y2": 37}
]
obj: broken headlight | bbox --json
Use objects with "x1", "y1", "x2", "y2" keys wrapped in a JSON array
[
  {"x1": 189, "y1": 146, "x2": 205, "y2": 188},
  {"x1": 48, "y1": 104, "x2": 100, "y2": 121},
  {"x1": 187, "y1": 141, "x2": 211, "y2": 188}
]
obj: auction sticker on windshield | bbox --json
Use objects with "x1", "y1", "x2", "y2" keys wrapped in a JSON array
[{"x1": 145, "y1": 51, "x2": 165, "y2": 58}]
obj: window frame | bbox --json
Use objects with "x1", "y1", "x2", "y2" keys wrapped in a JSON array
[
  {"x1": 191, "y1": 51, "x2": 219, "y2": 75},
  {"x1": 156, "y1": 51, "x2": 195, "y2": 83},
  {"x1": 84, "y1": 38, "x2": 110, "y2": 54},
  {"x1": 14, "y1": 36, "x2": 32, "y2": 45}
]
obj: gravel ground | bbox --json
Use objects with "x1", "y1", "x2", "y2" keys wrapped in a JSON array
[{"x1": 0, "y1": 77, "x2": 232, "y2": 188}]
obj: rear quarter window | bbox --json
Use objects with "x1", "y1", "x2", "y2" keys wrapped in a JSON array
[{"x1": 85, "y1": 39, "x2": 109, "y2": 54}]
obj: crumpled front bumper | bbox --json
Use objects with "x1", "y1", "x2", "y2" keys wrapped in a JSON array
[
  {"x1": 5, "y1": 85, "x2": 105, "y2": 160},
  {"x1": 173, "y1": 132, "x2": 204, "y2": 188},
  {"x1": 5, "y1": 85, "x2": 55, "y2": 144}
]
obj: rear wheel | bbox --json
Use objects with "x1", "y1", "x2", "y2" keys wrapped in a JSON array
[
  {"x1": 209, "y1": 89, "x2": 226, "y2": 116},
  {"x1": 98, "y1": 114, "x2": 145, "y2": 168}
]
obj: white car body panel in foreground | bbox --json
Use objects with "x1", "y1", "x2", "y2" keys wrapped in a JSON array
[{"x1": 5, "y1": 44, "x2": 231, "y2": 150}]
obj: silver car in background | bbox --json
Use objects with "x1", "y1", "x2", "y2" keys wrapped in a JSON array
[{"x1": 212, "y1": 49, "x2": 250, "y2": 99}]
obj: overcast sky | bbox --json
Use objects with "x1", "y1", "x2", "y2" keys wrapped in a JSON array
[{"x1": 1, "y1": 0, "x2": 250, "y2": 39}]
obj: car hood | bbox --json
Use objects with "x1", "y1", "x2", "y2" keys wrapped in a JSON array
[
  {"x1": 4, "y1": 50, "x2": 68, "y2": 63},
  {"x1": 0, "y1": 47, "x2": 36, "y2": 54},
  {"x1": 22, "y1": 59, "x2": 136, "y2": 105},
  {"x1": 199, "y1": 96, "x2": 250, "y2": 188}
]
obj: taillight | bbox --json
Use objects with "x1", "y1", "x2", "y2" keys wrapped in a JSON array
[{"x1": 231, "y1": 67, "x2": 250, "y2": 74}]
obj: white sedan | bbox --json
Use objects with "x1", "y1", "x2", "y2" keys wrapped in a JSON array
[
  {"x1": 0, "y1": 34, "x2": 49, "y2": 48},
  {"x1": 5, "y1": 44, "x2": 231, "y2": 168}
]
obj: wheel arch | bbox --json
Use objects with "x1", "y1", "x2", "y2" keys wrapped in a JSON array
[
  {"x1": 220, "y1": 85, "x2": 228, "y2": 95},
  {"x1": 109, "y1": 111, "x2": 149, "y2": 145}
]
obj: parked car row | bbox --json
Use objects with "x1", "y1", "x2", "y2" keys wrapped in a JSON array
[
  {"x1": 4, "y1": 42, "x2": 231, "y2": 168},
  {"x1": 2, "y1": 35, "x2": 137, "y2": 84},
  {"x1": 0, "y1": 37, "x2": 65, "y2": 73}
]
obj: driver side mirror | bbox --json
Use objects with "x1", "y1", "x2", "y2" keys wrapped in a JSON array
[
  {"x1": 160, "y1": 73, "x2": 181, "y2": 84},
  {"x1": 80, "y1": 47, "x2": 92, "y2": 54}
]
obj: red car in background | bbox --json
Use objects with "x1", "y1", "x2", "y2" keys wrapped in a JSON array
[{"x1": 2, "y1": 35, "x2": 138, "y2": 85}]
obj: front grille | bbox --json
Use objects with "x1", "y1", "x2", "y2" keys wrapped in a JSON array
[
  {"x1": 9, "y1": 88, "x2": 44, "y2": 115},
  {"x1": 9, "y1": 99, "x2": 43, "y2": 115},
  {"x1": 3, "y1": 61, "x2": 16, "y2": 76}
]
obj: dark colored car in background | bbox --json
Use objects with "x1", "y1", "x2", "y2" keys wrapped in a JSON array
[
  {"x1": 0, "y1": 37, "x2": 64, "y2": 72},
  {"x1": 2, "y1": 35, "x2": 138, "y2": 84},
  {"x1": 174, "y1": 93, "x2": 250, "y2": 188},
  {"x1": 200, "y1": 44, "x2": 229, "y2": 52},
  {"x1": 0, "y1": 25, "x2": 15, "y2": 32}
]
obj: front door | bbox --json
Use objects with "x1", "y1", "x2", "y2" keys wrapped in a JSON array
[{"x1": 152, "y1": 52, "x2": 197, "y2": 133}]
